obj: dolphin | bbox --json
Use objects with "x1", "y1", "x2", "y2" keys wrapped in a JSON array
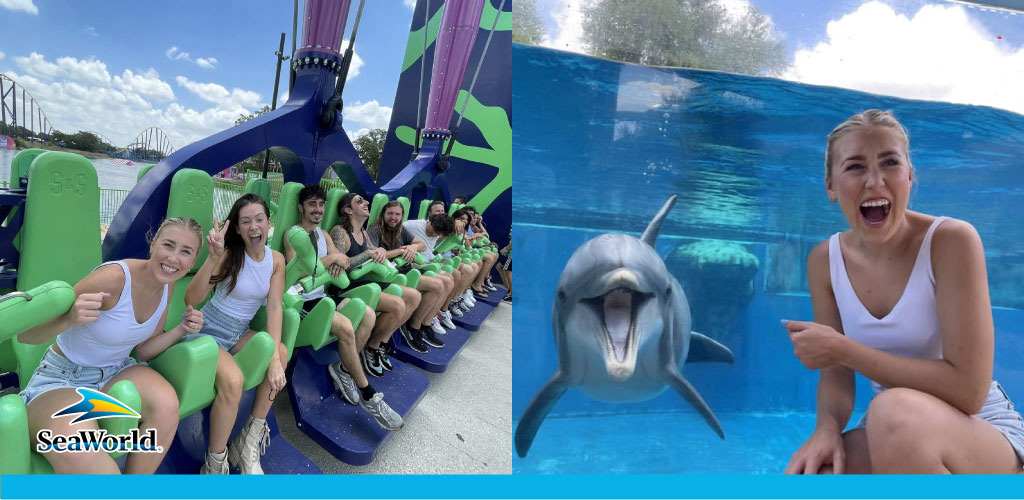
[{"x1": 515, "y1": 195, "x2": 735, "y2": 458}]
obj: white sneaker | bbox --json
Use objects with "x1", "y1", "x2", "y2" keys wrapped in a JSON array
[
  {"x1": 430, "y1": 316, "x2": 446, "y2": 335},
  {"x1": 463, "y1": 290, "x2": 476, "y2": 306},
  {"x1": 449, "y1": 301, "x2": 464, "y2": 317},
  {"x1": 360, "y1": 392, "x2": 404, "y2": 431},
  {"x1": 228, "y1": 416, "x2": 270, "y2": 474},
  {"x1": 439, "y1": 311, "x2": 456, "y2": 330},
  {"x1": 458, "y1": 298, "x2": 472, "y2": 314},
  {"x1": 200, "y1": 449, "x2": 230, "y2": 474}
]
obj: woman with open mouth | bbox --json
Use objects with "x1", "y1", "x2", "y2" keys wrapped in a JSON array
[
  {"x1": 783, "y1": 109, "x2": 1024, "y2": 474},
  {"x1": 183, "y1": 193, "x2": 288, "y2": 475},
  {"x1": 18, "y1": 217, "x2": 205, "y2": 473}
]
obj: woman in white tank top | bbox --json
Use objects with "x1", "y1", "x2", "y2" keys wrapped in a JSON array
[
  {"x1": 17, "y1": 217, "x2": 205, "y2": 474},
  {"x1": 783, "y1": 110, "x2": 1024, "y2": 474},
  {"x1": 184, "y1": 194, "x2": 286, "y2": 475}
]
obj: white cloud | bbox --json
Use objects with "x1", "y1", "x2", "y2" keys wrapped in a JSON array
[
  {"x1": 166, "y1": 46, "x2": 219, "y2": 69},
  {"x1": 0, "y1": 51, "x2": 5, "y2": 60},
  {"x1": 542, "y1": 1, "x2": 586, "y2": 53},
  {"x1": 195, "y1": 57, "x2": 218, "y2": 69},
  {"x1": 113, "y1": 69, "x2": 174, "y2": 102},
  {"x1": 404, "y1": 0, "x2": 416, "y2": 9},
  {"x1": 83, "y1": 25, "x2": 97, "y2": 37},
  {"x1": 2, "y1": 52, "x2": 264, "y2": 148},
  {"x1": 343, "y1": 99, "x2": 392, "y2": 132},
  {"x1": 0, "y1": 0, "x2": 37, "y2": 15},
  {"x1": 784, "y1": 1, "x2": 1024, "y2": 116},
  {"x1": 14, "y1": 52, "x2": 112, "y2": 87},
  {"x1": 175, "y1": 76, "x2": 261, "y2": 109}
]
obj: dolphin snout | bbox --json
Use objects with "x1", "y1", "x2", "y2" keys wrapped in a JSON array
[{"x1": 601, "y1": 269, "x2": 640, "y2": 294}]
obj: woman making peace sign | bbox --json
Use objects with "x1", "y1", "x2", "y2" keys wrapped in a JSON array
[{"x1": 183, "y1": 194, "x2": 287, "y2": 475}]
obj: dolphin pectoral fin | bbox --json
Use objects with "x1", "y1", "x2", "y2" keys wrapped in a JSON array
[
  {"x1": 686, "y1": 331, "x2": 735, "y2": 364},
  {"x1": 663, "y1": 368, "x2": 725, "y2": 439},
  {"x1": 515, "y1": 373, "x2": 570, "y2": 458}
]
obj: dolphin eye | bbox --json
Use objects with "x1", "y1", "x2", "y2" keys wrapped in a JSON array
[
  {"x1": 557, "y1": 289, "x2": 567, "y2": 301},
  {"x1": 665, "y1": 285, "x2": 672, "y2": 296}
]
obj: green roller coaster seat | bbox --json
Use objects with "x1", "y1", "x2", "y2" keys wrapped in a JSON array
[
  {"x1": 367, "y1": 193, "x2": 389, "y2": 228},
  {"x1": 244, "y1": 177, "x2": 279, "y2": 215},
  {"x1": 417, "y1": 199, "x2": 431, "y2": 220},
  {"x1": 136, "y1": 164, "x2": 156, "y2": 182},
  {"x1": 320, "y1": 186, "x2": 347, "y2": 233}
]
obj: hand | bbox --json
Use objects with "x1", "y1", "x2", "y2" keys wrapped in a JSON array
[
  {"x1": 500, "y1": 248, "x2": 509, "y2": 256},
  {"x1": 784, "y1": 428, "x2": 845, "y2": 474},
  {"x1": 400, "y1": 245, "x2": 418, "y2": 262},
  {"x1": 266, "y1": 353, "x2": 287, "y2": 393},
  {"x1": 208, "y1": 216, "x2": 230, "y2": 259},
  {"x1": 782, "y1": 319, "x2": 846, "y2": 370},
  {"x1": 454, "y1": 219, "x2": 466, "y2": 235},
  {"x1": 67, "y1": 292, "x2": 110, "y2": 327},
  {"x1": 328, "y1": 263, "x2": 343, "y2": 278},
  {"x1": 333, "y1": 253, "x2": 351, "y2": 269},
  {"x1": 370, "y1": 247, "x2": 387, "y2": 263},
  {"x1": 181, "y1": 306, "x2": 203, "y2": 334}
]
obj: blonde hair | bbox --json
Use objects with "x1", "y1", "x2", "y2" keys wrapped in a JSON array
[
  {"x1": 825, "y1": 109, "x2": 911, "y2": 180},
  {"x1": 148, "y1": 216, "x2": 204, "y2": 250}
]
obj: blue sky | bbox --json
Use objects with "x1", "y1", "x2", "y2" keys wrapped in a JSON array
[
  {"x1": 0, "y1": 0, "x2": 420, "y2": 147},
  {"x1": 537, "y1": 0, "x2": 1024, "y2": 116}
]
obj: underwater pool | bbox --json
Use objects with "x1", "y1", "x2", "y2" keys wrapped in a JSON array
[{"x1": 511, "y1": 44, "x2": 1024, "y2": 474}]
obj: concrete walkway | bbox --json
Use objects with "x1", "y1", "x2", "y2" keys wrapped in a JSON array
[{"x1": 272, "y1": 300, "x2": 513, "y2": 474}]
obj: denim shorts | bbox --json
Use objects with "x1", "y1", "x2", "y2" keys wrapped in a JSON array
[
  {"x1": 19, "y1": 346, "x2": 138, "y2": 405},
  {"x1": 182, "y1": 302, "x2": 251, "y2": 352},
  {"x1": 851, "y1": 380, "x2": 1024, "y2": 466}
]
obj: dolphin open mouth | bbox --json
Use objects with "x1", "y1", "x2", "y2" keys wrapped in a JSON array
[{"x1": 582, "y1": 286, "x2": 652, "y2": 365}]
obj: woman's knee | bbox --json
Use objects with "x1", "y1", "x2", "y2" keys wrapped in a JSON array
[
  {"x1": 866, "y1": 388, "x2": 936, "y2": 445},
  {"x1": 214, "y1": 356, "x2": 244, "y2": 400}
]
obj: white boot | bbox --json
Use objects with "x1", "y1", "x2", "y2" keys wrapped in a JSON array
[
  {"x1": 228, "y1": 416, "x2": 270, "y2": 474},
  {"x1": 200, "y1": 449, "x2": 229, "y2": 474}
]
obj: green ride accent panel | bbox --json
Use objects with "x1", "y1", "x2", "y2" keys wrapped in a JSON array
[
  {"x1": 321, "y1": 186, "x2": 347, "y2": 233},
  {"x1": 0, "y1": 281, "x2": 75, "y2": 345},
  {"x1": 368, "y1": 193, "x2": 389, "y2": 227},
  {"x1": 398, "y1": 196, "x2": 411, "y2": 223},
  {"x1": 167, "y1": 168, "x2": 214, "y2": 273},
  {"x1": 271, "y1": 183, "x2": 304, "y2": 253},
  {"x1": 136, "y1": 164, "x2": 155, "y2": 182},
  {"x1": 18, "y1": 152, "x2": 102, "y2": 292}
]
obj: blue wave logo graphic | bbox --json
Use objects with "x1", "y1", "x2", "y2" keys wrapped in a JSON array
[{"x1": 51, "y1": 388, "x2": 141, "y2": 424}]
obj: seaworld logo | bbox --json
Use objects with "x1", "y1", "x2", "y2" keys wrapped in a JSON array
[
  {"x1": 36, "y1": 388, "x2": 162, "y2": 453},
  {"x1": 51, "y1": 387, "x2": 141, "y2": 423}
]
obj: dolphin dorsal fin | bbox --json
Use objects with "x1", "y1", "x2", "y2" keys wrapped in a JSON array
[{"x1": 641, "y1": 195, "x2": 678, "y2": 247}]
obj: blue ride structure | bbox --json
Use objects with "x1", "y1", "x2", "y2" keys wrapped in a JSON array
[{"x1": 102, "y1": 0, "x2": 511, "y2": 263}]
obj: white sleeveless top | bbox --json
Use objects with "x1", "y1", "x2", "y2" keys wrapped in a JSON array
[
  {"x1": 830, "y1": 217, "x2": 947, "y2": 394},
  {"x1": 206, "y1": 245, "x2": 272, "y2": 320},
  {"x1": 293, "y1": 225, "x2": 327, "y2": 301},
  {"x1": 56, "y1": 261, "x2": 168, "y2": 367}
]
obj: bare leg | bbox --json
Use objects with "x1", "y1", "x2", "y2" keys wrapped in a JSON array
[
  {"x1": 398, "y1": 286, "x2": 421, "y2": 327},
  {"x1": 208, "y1": 348, "x2": 244, "y2": 455},
  {"x1": 330, "y1": 311, "x2": 370, "y2": 388},
  {"x1": 413, "y1": 275, "x2": 444, "y2": 328},
  {"x1": 866, "y1": 388, "x2": 1023, "y2": 474},
  {"x1": 28, "y1": 389, "x2": 120, "y2": 474},
  {"x1": 247, "y1": 343, "x2": 289, "y2": 420},
  {"x1": 103, "y1": 365, "x2": 181, "y2": 474},
  {"x1": 473, "y1": 253, "x2": 498, "y2": 290},
  {"x1": 366, "y1": 293, "x2": 405, "y2": 350}
]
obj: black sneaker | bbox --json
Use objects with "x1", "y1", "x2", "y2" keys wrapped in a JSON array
[
  {"x1": 400, "y1": 325, "x2": 429, "y2": 353},
  {"x1": 361, "y1": 347, "x2": 384, "y2": 378},
  {"x1": 502, "y1": 293, "x2": 512, "y2": 304},
  {"x1": 421, "y1": 327, "x2": 445, "y2": 349},
  {"x1": 377, "y1": 344, "x2": 393, "y2": 371}
]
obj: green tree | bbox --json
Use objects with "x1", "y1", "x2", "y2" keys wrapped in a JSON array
[
  {"x1": 582, "y1": 0, "x2": 787, "y2": 76},
  {"x1": 353, "y1": 128, "x2": 387, "y2": 181},
  {"x1": 514, "y1": 0, "x2": 545, "y2": 45}
]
